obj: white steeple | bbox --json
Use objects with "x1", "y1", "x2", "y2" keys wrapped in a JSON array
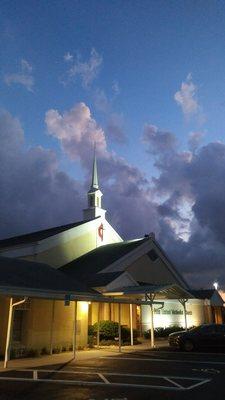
[{"x1": 83, "y1": 149, "x2": 106, "y2": 221}]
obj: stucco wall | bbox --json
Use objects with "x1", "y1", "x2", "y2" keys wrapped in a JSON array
[{"x1": 141, "y1": 299, "x2": 209, "y2": 332}]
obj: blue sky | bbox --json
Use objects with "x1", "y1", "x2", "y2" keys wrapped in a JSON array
[
  {"x1": 2, "y1": 0, "x2": 225, "y2": 176},
  {"x1": 1, "y1": 0, "x2": 225, "y2": 286}
]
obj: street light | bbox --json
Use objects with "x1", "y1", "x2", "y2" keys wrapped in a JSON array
[{"x1": 213, "y1": 281, "x2": 219, "y2": 290}]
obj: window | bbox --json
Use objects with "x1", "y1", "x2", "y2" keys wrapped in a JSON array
[
  {"x1": 89, "y1": 195, "x2": 95, "y2": 207},
  {"x1": 148, "y1": 249, "x2": 159, "y2": 262},
  {"x1": 13, "y1": 310, "x2": 24, "y2": 342}
]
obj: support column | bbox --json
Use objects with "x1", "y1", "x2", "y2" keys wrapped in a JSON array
[
  {"x1": 118, "y1": 303, "x2": 121, "y2": 353},
  {"x1": 146, "y1": 293, "x2": 156, "y2": 348},
  {"x1": 97, "y1": 302, "x2": 100, "y2": 349},
  {"x1": 73, "y1": 301, "x2": 77, "y2": 359},
  {"x1": 49, "y1": 300, "x2": 55, "y2": 355},
  {"x1": 4, "y1": 297, "x2": 27, "y2": 369},
  {"x1": 129, "y1": 304, "x2": 134, "y2": 346},
  {"x1": 179, "y1": 299, "x2": 188, "y2": 331},
  {"x1": 4, "y1": 298, "x2": 13, "y2": 369}
]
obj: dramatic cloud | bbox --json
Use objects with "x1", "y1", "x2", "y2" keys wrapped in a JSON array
[
  {"x1": 63, "y1": 48, "x2": 102, "y2": 88},
  {"x1": 0, "y1": 110, "x2": 83, "y2": 239},
  {"x1": 174, "y1": 73, "x2": 199, "y2": 118},
  {"x1": 2, "y1": 103, "x2": 225, "y2": 289},
  {"x1": 143, "y1": 124, "x2": 225, "y2": 287},
  {"x1": 45, "y1": 102, "x2": 107, "y2": 162},
  {"x1": 45, "y1": 102, "x2": 158, "y2": 237},
  {"x1": 4, "y1": 59, "x2": 34, "y2": 92}
]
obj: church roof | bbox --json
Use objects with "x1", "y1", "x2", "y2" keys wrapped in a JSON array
[
  {"x1": 0, "y1": 218, "x2": 97, "y2": 249},
  {"x1": 60, "y1": 238, "x2": 148, "y2": 285},
  {"x1": 0, "y1": 256, "x2": 90, "y2": 293}
]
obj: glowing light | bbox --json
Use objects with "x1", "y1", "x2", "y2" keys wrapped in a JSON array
[
  {"x1": 213, "y1": 281, "x2": 219, "y2": 290},
  {"x1": 80, "y1": 301, "x2": 89, "y2": 313}
]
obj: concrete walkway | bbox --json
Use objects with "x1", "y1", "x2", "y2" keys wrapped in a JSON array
[{"x1": 0, "y1": 339, "x2": 168, "y2": 371}]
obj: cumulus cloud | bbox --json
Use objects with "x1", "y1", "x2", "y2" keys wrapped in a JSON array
[
  {"x1": 0, "y1": 110, "x2": 83, "y2": 239},
  {"x1": 188, "y1": 131, "x2": 204, "y2": 152},
  {"x1": 174, "y1": 73, "x2": 199, "y2": 118},
  {"x1": 4, "y1": 59, "x2": 34, "y2": 92},
  {"x1": 143, "y1": 123, "x2": 225, "y2": 287},
  {"x1": 63, "y1": 48, "x2": 102, "y2": 88}
]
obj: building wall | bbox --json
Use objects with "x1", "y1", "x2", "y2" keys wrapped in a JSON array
[
  {"x1": 0, "y1": 298, "x2": 89, "y2": 356},
  {"x1": 89, "y1": 302, "x2": 137, "y2": 329},
  {"x1": 141, "y1": 299, "x2": 207, "y2": 332},
  {"x1": 127, "y1": 254, "x2": 180, "y2": 286}
]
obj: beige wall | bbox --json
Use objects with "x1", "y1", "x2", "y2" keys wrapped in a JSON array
[
  {"x1": 0, "y1": 297, "x2": 89, "y2": 356},
  {"x1": 23, "y1": 230, "x2": 97, "y2": 268},
  {"x1": 89, "y1": 302, "x2": 137, "y2": 329},
  {"x1": 127, "y1": 254, "x2": 178, "y2": 285}
]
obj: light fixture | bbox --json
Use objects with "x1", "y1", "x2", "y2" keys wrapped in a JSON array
[{"x1": 213, "y1": 281, "x2": 219, "y2": 290}]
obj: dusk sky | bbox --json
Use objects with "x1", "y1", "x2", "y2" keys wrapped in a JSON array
[{"x1": 1, "y1": 0, "x2": 225, "y2": 288}]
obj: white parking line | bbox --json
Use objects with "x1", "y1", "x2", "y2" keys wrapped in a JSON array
[
  {"x1": 98, "y1": 373, "x2": 110, "y2": 384},
  {"x1": 0, "y1": 376, "x2": 211, "y2": 391},
  {"x1": 0, "y1": 369, "x2": 211, "y2": 391},
  {"x1": 101, "y1": 356, "x2": 225, "y2": 365},
  {"x1": 146, "y1": 350, "x2": 225, "y2": 356}
]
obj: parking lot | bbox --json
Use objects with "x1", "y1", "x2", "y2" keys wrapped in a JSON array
[{"x1": 0, "y1": 348, "x2": 225, "y2": 400}]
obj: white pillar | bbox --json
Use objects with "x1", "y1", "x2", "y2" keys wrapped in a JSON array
[
  {"x1": 4, "y1": 298, "x2": 13, "y2": 369},
  {"x1": 73, "y1": 301, "x2": 77, "y2": 359},
  {"x1": 118, "y1": 303, "x2": 121, "y2": 353},
  {"x1": 149, "y1": 302, "x2": 155, "y2": 348},
  {"x1": 4, "y1": 297, "x2": 27, "y2": 369},
  {"x1": 129, "y1": 304, "x2": 134, "y2": 346},
  {"x1": 179, "y1": 299, "x2": 188, "y2": 331},
  {"x1": 97, "y1": 302, "x2": 100, "y2": 349},
  {"x1": 49, "y1": 300, "x2": 55, "y2": 355}
]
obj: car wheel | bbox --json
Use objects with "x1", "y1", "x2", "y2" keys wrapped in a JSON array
[{"x1": 182, "y1": 339, "x2": 194, "y2": 352}]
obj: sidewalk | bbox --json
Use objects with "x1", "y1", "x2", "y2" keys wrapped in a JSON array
[{"x1": 0, "y1": 339, "x2": 168, "y2": 371}]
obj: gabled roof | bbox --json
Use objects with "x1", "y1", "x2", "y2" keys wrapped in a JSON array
[
  {"x1": 0, "y1": 256, "x2": 90, "y2": 293},
  {"x1": 60, "y1": 238, "x2": 148, "y2": 284},
  {"x1": 0, "y1": 218, "x2": 98, "y2": 249}
]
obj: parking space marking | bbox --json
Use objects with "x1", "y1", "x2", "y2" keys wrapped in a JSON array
[
  {"x1": 101, "y1": 356, "x2": 225, "y2": 365},
  {"x1": 0, "y1": 369, "x2": 211, "y2": 391},
  {"x1": 98, "y1": 373, "x2": 110, "y2": 384}
]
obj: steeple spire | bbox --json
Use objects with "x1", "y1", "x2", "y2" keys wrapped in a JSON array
[
  {"x1": 91, "y1": 147, "x2": 99, "y2": 190},
  {"x1": 83, "y1": 147, "x2": 106, "y2": 221}
]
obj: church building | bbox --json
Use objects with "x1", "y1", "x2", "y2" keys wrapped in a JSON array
[{"x1": 0, "y1": 153, "x2": 224, "y2": 362}]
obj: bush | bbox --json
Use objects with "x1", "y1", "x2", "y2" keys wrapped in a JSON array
[
  {"x1": 90, "y1": 321, "x2": 138, "y2": 343},
  {"x1": 144, "y1": 325, "x2": 184, "y2": 339}
]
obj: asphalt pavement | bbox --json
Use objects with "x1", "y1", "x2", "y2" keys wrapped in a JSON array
[{"x1": 0, "y1": 348, "x2": 225, "y2": 400}]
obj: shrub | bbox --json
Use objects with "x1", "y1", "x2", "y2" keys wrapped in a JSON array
[
  {"x1": 90, "y1": 320, "x2": 138, "y2": 343},
  {"x1": 144, "y1": 325, "x2": 184, "y2": 339},
  {"x1": 92, "y1": 320, "x2": 119, "y2": 340}
]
